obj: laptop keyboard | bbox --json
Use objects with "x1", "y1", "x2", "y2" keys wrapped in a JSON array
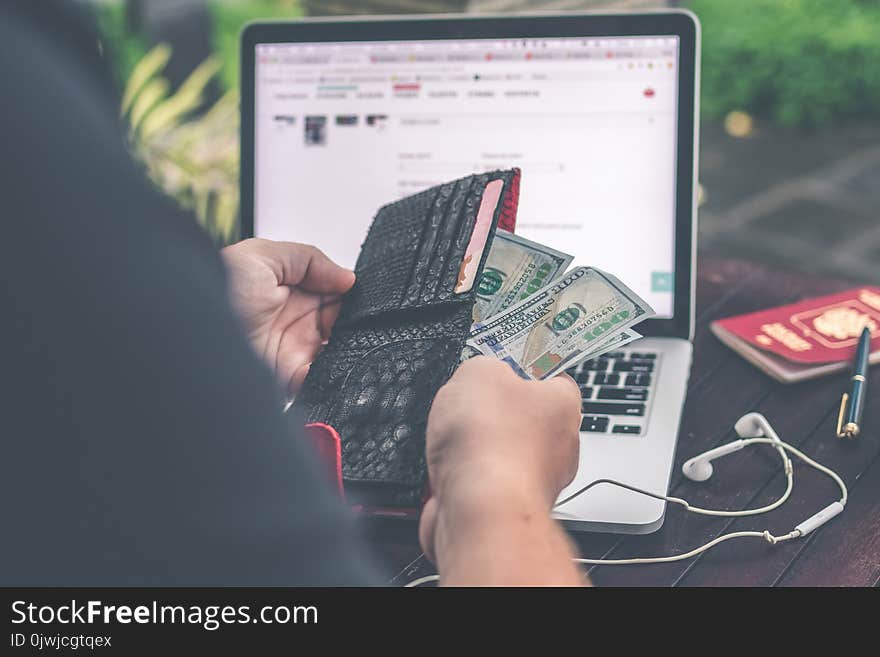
[{"x1": 566, "y1": 350, "x2": 659, "y2": 437}]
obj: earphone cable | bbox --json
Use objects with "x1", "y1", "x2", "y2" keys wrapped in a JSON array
[{"x1": 571, "y1": 529, "x2": 801, "y2": 566}]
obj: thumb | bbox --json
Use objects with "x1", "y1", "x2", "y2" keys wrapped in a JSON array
[{"x1": 262, "y1": 241, "x2": 356, "y2": 294}]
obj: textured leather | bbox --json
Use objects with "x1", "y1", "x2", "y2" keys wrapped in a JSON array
[{"x1": 293, "y1": 169, "x2": 520, "y2": 509}]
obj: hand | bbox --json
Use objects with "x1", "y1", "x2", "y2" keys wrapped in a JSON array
[
  {"x1": 221, "y1": 239, "x2": 355, "y2": 397},
  {"x1": 419, "y1": 356, "x2": 582, "y2": 570}
]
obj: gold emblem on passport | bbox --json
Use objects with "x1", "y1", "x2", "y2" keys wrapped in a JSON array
[
  {"x1": 812, "y1": 308, "x2": 877, "y2": 341},
  {"x1": 790, "y1": 290, "x2": 880, "y2": 350}
]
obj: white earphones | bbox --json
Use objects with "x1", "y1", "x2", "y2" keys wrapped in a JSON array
[
  {"x1": 563, "y1": 412, "x2": 847, "y2": 566},
  {"x1": 405, "y1": 413, "x2": 848, "y2": 584}
]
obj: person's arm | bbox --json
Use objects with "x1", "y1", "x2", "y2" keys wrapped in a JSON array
[
  {"x1": 423, "y1": 474, "x2": 585, "y2": 586},
  {"x1": 419, "y1": 358, "x2": 587, "y2": 586}
]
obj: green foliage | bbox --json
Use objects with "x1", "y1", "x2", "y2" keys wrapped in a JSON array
[
  {"x1": 97, "y1": 2, "x2": 308, "y2": 246},
  {"x1": 210, "y1": 0, "x2": 304, "y2": 92},
  {"x1": 97, "y1": 1, "x2": 303, "y2": 93},
  {"x1": 122, "y1": 45, "x2": 240, "y2": 246},
  {"x1": 691, "y1": 0, "x2": 880, "y2": 126},
  {"x1": 95, "y1": 1, "x2": 148, "y2": 85}
]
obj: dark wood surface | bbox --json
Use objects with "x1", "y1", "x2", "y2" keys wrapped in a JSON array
[{"x1": 357, "y1": 257, "x2": 880, "y2": 586}]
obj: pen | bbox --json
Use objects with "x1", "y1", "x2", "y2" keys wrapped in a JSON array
[{"x1": 836, "y1": 326, "x2": 872, "y2": 439}]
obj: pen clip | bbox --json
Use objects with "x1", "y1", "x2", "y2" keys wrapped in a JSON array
[{"x1": 836, "y1": 392, "x2": 850, "y2": 438}]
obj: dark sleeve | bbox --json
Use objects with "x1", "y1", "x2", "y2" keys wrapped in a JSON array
[{"x1": 0, "y1": 9, "x2": 380, "y2": 586}]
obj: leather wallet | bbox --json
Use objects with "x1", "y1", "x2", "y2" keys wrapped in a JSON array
[{"x1": 292, "y1": 169, "x2": 521, "y2": 513}]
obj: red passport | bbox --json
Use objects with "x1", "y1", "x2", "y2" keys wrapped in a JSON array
[{"x1": 711, "y1": 287, "x2": 880, "y2": 383}]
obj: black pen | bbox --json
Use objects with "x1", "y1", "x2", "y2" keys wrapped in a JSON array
[{"x1": 837, "y1": 326, "x2": 872, "y2": 439}]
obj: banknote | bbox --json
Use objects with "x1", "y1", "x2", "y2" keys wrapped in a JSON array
[
  {"x1": 461, "y1": 315, "x2": 641, "y2": 377},
  {"x1": 531, "y1": 328, "x2": 642, "y2": 379},
  {"x1": 459, "y1": 340, "x2": 534, "y2": 378},
  {"x1": 472, "y1": 230, "x2": 573, "y2": 322},
  {"x1": 467, "y1": 266, "x2": 655, "y2": 379}
]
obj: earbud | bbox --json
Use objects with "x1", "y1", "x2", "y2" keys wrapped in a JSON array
[
  {"x1": 734, "y1": 412, "x2": 766, "y2": 438},
  {"x1": 734, "y1": 412, "x2": 781, "y2": 442},
  {"x1": 682, "y1": 440, "x2": 744, "y2": 481},
  {"x1": 733, "y1": 412, "x2": 790, "y2": 474},
  {"x1": 681, "y1": 457, "x2": 712, "y2": 482}
]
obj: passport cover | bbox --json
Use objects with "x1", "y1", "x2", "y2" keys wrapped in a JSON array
[
  {"x1": 711, "y1": 286, "x2": 880, "y2": 383},
  {"x1": 292, "y1": 169, "x2": 521, "y2": 511}
]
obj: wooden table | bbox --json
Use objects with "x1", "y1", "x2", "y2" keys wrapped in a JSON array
[{"x1": 359, "y1": 258, "x2": 880, "y2": 586}]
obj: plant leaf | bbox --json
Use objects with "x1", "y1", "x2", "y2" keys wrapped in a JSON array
[
  {"x1": 128, "y1": 77, "x2": 171, "y2": 134},
  {"x1": 138, "y1": 56, "x2": 222, "y2": 140},
  {"x1": 120, "y1": 43, "x2": 172, "y2": 117}
]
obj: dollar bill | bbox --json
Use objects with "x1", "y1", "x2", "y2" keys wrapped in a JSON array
[
  {"x1": 467, "y1": 266, "x2": 655, "y2": 379},
  {"x1": 460, "y1": 340, "x2": 534, "y2": 378},
  {"x1": 472, "y1": 230, "x2": 573, "y2": 323},
  {"x1": 462, "y1": 314, "x2": 641, "y2": 377},
  {"x1": 533, "y1": 328, "x2": 642, "y2": 380}
]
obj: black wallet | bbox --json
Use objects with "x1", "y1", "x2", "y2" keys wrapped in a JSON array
[{"x1": 292, "y1": 169, "x2": 521, "y2": 511}]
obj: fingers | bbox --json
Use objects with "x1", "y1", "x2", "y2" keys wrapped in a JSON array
[
  {"x1": 275, "y1": 329, "x2": 321, "y2": 396},
  {"x1": 456, "y1": 356, "x2": 580, "y2": 411},
  {"x1": 537, "y1": 373, "x2": 582, "y2": 486},
  {"x1": 454, "y1": 354, "x2": 516, "y2": 380},
  {"x1": 540, "y1": 373, "x2": 582, "y2": 415},
  {"x1": 288, "y1": 362, "x2": 311, "y2": 397},
  {"x1": 418, "y1": 497, "x2": 439, "y2": 565},
  {"x1": 253, "y1": 239, "x2": 356, "y2": 294},
  {"x1": 317, "y1": 297, "x2": 343, "y2": 342},
  {"x1": 281, "y1": 296, "x2": 341, "y2": 394}
]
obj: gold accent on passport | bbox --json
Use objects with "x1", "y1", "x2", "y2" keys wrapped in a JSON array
[{"x1": 812, "y1": 308, "x2": 876, "y2": 341}]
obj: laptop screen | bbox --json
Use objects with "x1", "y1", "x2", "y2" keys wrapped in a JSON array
[{"x1": 253, "y1": 35, "x2": 680, "y2": 318}]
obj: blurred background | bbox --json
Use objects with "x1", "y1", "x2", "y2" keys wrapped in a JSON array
[{"x1": 92, "y1": 0, "x2": 880, "y2": 283}]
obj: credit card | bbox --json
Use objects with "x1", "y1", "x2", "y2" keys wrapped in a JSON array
[{"x1": 455, "y1": 178, "x2": 503, "y2": 294}]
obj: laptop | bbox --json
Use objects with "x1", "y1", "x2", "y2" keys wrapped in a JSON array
[{"x1": 240, "y1": 10, "x2": 700, "y2": 534}]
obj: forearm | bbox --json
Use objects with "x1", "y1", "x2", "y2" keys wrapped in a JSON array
[{"x1": 432, "y1": 478, "x2": 587, "y2": 587}]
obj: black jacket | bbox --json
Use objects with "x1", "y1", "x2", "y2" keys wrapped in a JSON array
[{"x1": 0, "y1": 0, "x2": 377, "y2": 585}]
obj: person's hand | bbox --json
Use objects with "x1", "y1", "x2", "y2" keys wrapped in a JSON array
[
  {"x1": 221, "y1": 239, "x2": 355, "y2": 397},
  {"x1": 419, "y1": 357, "x2": 582, "y2": 567}
]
